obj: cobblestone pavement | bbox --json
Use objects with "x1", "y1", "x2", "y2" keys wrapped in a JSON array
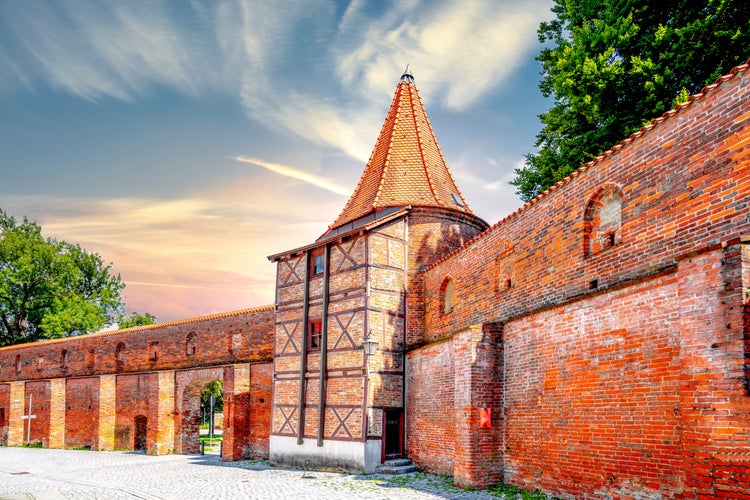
[{"x1": 0, "y1": 448, "x2": 505, "y2": 499}]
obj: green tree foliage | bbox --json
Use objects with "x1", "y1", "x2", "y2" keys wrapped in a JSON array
[
  {"x1": 512, "y1": 0, "x2": 750, "y2": 201},
  {"x1": 201, "y1": 380, "x2": 224, "y2": 413},
  {"x1": 119, "y1": 311, "x2": 157, "y2": 329},
  {"x1": 0, "y1": 210, "x2": 125, "y2": 347}
]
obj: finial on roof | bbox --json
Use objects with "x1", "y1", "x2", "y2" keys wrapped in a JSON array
[{"x1": 400, "y1": 64, "x2": 414, "y2": 84}]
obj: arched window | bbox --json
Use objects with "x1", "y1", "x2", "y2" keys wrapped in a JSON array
[
  {"x1": 584, "y1": 186, "x2": 623, "y2": 256},
  {"x1": 185, "y1": 332, "x2": 197, "y2": 356},
  {"x1": 115, "y1": 342, "x2": 126, "y2": 372},
  {"x1": 441, "y1": 278, "x2": 455, "y2": 314}
]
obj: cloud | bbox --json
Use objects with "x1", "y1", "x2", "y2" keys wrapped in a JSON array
[
  {"x1": 0, "y1": 187, "x2": 339, "y2": 321},
  {"x1": 0, "y1": 0, "x2": 552, "y2": 161},
  {"x1": 235, "y1": 156, "x2": 351, "y2": 196}
]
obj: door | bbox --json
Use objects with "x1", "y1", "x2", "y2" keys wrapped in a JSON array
[
  {"x1": 383, "y1": 409, "x2": 403, "y2": 460},
  {"x1": 133, "y1": 415, "x2": 147, "y2": 451}
]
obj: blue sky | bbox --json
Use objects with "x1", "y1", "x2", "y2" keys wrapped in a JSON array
[{"x1": 0, "y1": 0, "x2": 554, "y2": 321}]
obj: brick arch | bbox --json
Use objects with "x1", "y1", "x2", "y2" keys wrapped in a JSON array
[
  {"x1": 174, "y1": 367, "x2": 225, "y2": 454},
  {"x1": 583, "y1": 184, "x2": 623, "y2": 256},
  {"x1": 440, "y1": 276, "x2": 455, "y2": 314}
]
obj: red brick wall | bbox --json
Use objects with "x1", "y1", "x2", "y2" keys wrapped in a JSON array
[
  {"x1": 115, "y1": 373, "x2": 156, "y2": 451},
  {"x1": 248, "y1": 362, "x2": 272, "y2": 458},
  {"x1": 504, "y1": 273, "x2": 683, "y2": 497},
  {"x1": 406, "y1": 338, "x2": 455, "y2": 475},
  {"x1": 24, "y1": 380, "x2": 50, "y2": 446},
  {"x1": 0, "y1": 384, "x2": 8, "y2": 444},
  {"x1": 409, "y1": 64, "x2": 750, "y2": 496},
  {"x1": 0, "y1": 306, "x2": 274, "y2": 382},
  {"x1": 65, "y1": 377, "x2": 100, "y2": 449}
]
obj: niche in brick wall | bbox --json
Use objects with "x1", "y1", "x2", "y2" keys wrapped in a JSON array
[
  {"x1": 441, "y1": 277, "x2": 455, "y2": 314},
  {"x1": 148, "y1": 342, "x2": 159, "y2": 362},
  {"x1": 583, "y1": 185, "x2": 623, "y2": 256},
  {"x1": 14, "y1": 354, "x2": 20, "y2": 374},
  {"x1": 116, "y1": 342, "x2": 126, "y2": 372},
  {"x1": 60, "y1": 349, "x2": 68, "y2": 372},
  {"x1": 496, "y1": 241, "x2": 515, "y2": 292},
  {"x1": 186, "y1": 332, "x2": 197, "y2": 356}
]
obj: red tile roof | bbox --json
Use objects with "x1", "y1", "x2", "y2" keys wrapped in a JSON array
[{"x1": 327, "y1": 71, "x2": 474, "y2": 233}]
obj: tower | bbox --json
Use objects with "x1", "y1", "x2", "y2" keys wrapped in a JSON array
[{"x1": 267, "y1": 69, "x2": 488, "y2": 472}]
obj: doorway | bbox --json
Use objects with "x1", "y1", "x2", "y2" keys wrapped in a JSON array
[
  {"x1": 133, "y1": 415, "x2": 147, "y2": 451},
  {"x1": 383, "y1": 409, "x2": 403, "y2": 460}
]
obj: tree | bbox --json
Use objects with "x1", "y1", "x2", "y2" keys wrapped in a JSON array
[
  {"x1": 0, "y1": 210, "x2": 125, "y2": 346},
  {"x1": 512, "y1": 0, "x2": 750, "y2": 202},
  {"x1": 119, "y1": 311, "x2": 157, "y2": 329},
  {"x1": 201, "y1": 380, "x2": 224, "y2": 415}
]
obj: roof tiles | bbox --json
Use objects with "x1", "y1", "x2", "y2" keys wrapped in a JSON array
[{"x1": 327, "y1": 72, "x2": 473, "y2": 232}]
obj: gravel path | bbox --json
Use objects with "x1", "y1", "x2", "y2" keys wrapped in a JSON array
[{"x1": 0, "y1": 448, "x2": 505, "y2": 499}]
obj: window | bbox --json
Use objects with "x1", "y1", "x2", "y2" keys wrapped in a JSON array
[
  {"x1": 441, "y1": 278, "x2": 455, "y2": 314},
  {"x1": 308, "y1": 319, "x2": 322, "y2": 350},
  {"x1": 60, "y1": 349, "x2": 68, "y2": 370},
  {"x1": 185, "y1": 332, "x2": 197, "y2": 356},
  {"x1": 584, "y1": 186, "x2": 623, "y2": 256},
  {"x1": 148, "y1": 342, "x2": 159, "y2": 362},
  {"x1": 311, "y1": 248, "x2": 325, "y2": 275},
  {"x1": 14, "y1": 355, "x2": 20, "y2": 374},
  {"x1": 36, "y1": 355, "x2": 44, "y2": 372},
  {"x1": 116, "y1": 342, "x2": 126, "y2": 372}
]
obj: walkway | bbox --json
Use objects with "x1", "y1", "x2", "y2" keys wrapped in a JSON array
[{"x1": 0, "y1": 448, "x2": 509, "y2": 499}]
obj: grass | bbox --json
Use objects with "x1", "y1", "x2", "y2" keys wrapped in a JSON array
[{"x1": 486, "y1": 483, "x2": 551, "y2": 499}]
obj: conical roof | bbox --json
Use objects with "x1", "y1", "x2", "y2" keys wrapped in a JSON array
[{"x1": 327, "y1": 70, "x2": 474, "y2": 233}]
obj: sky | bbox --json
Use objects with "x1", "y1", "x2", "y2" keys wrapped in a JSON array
[{"x1": 0, "y1": 0, "x2": 554, "y2": 323}]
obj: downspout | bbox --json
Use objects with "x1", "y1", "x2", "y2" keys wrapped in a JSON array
[
  {"x1": 297, "y1": 250, "x2": 311, "y2": 445},
  {"x1": 317, "y1": 243, "x2": 331, "y2": 447}
]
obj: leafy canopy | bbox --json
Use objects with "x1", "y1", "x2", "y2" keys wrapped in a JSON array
[
  {"x1": 119, "y1": 311, "x2": 157, "y2": 329},
  {"x1": 512, "y1": 0, "x2": 750, "y2": 201},
  {"x1": 0, "y1": 210, "x2": 126, "y2": 346}
]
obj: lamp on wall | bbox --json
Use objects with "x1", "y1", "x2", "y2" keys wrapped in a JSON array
[{"x1": 363, "y1": 331, "x2": 379, "y2": 356}]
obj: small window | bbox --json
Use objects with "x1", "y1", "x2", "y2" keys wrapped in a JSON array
[
  {"x1": 308, "y1": 320, "x2": 322, "y2": 350},
  {"x1": 148, "y1": 341, "x2": 159, "y2": 362},
  {"x1": 185, "y1": 332, "x2": 197, "y2": 356},
  {"x1": 14, "y1": 355, "x2": 20, "y2": 374},
  {"x1": 60, "y1": 349, "x2": 68, "y2": 370},
  {"x1": 311, "y1": 248, "x2": 325, "y2": 275},
  {"x1": 116, "y1": 342, "x2": 126, "y2": 372},
  {"x1": 36, "y1": 355, "x2": 44, "y2": 372},
  {"x1": 442, "y1": 278, "x2": 455, "y2": 314}
]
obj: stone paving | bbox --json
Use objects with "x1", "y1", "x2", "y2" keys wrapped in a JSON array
[{"x1": 0, "y1": 447, "x2": 507, "y2": 499}]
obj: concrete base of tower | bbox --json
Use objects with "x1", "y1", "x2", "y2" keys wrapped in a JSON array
[{"x1": 269, "y1": 435, "x2": 382, "y2": 474}]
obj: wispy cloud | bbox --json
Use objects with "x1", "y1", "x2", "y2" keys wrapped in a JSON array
[
  {"x1": 0, "y1": 0, "x2": 552, "y2": 159},
  {"x1": 0, "y1": 187, "x2": 338, "y2": 320},
  {"x1": 235, "y1": 156, "x2": 351, "y2": 196}
]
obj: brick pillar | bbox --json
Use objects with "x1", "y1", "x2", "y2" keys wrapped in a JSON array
[
  {"x1": 48, "y1": 378, "x2": 66, "y2": 449},
  {"x1": 223, "y1": 363, "x2": 251, "y2": 461},
  {"x1": 453, "y1": 323, "x2": 504, "y2": 488},
  {"x1": 97, "y1": 374, "x2": 116, "y2": 451},
  {"x1": 151, "y1": 371, "x2": 175, "y2": 455},
  {"x1": 7, "y1": 381, "x2": 25, "y2": 446}
]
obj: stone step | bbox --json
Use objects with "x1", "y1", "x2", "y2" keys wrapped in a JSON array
[{"x1": 376, "y1": 459, "x2": 417, "y2": 475}]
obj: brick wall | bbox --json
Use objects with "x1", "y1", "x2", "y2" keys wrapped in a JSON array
[
  {"x1": 0, "y1": 306, "x2": 274, "y2": 382},
  {"x1": 407, "y1": 62, "x2": 750, "y2": 496},
  {"x1": 65, "y1": 377, "x2": 100, "y2": 449}
]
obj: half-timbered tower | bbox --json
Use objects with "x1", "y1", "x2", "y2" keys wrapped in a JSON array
[{"x1": 267, "y1": 70, "x2": 488, "y2": 472}]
